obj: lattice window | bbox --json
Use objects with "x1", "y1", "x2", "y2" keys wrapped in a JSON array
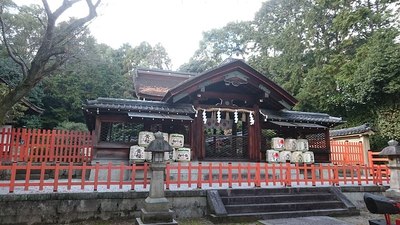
[
  {"x1": 306, "y1": 133, "x2": 327, "y2": 150},
  {"x1": 100, "y1": 122, "x2": 144, "y2": 143}
]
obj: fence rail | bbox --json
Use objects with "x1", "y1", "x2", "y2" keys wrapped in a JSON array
[
  {"x1": 0, "y1": 128, "x2": 93, "y2": 163},
  {"x1": 0, "y1": 162, "x2": 389, "y2": 193}
]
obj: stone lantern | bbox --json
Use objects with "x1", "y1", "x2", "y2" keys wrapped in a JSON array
[
  {"x1": 136, "y1": 132, "x2": 178, "y2": 225},
  {"x1": 379, "y1": 140, "x2": 400, "y2": 198}
]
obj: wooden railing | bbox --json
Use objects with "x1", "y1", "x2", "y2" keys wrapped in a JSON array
[
  {"x1": 0, "y1": 128, "x2": 93, "y2": 163},
  {"x1": 330, "y1": 141, "x2": 364, "y2": 165},
  {"x1": 0, "y1": 162, "x2": 389, "y2": 193}
]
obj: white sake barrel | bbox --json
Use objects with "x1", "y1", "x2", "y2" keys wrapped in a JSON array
[
  {"x1": 164, "y1": 149, "x2": 175, "y2": 161},
  {"x1": 296, "y1": 139, "x2": 309, "y2": 151},
  {"x1": 271, "y1": 137, "x2": 285, "y2": 150},
  {"x1": 129, "y1": 145, "x2": 146, "y2": 162},
  {"x1": 266, "y1": 150, "x2": 280, "y2": 163},
  {"x1": 291, "y1": 151, "x2": 304, "y2": 163},
  {"x1": 303, "y1": 151, "x2": 315, "y2": 164},
  {"x1": 284, "y1": 138, "x2": 297, "y2": 151},
  {"x1": 279, "y1": 151, "x2": 292, "y2": 163},
  {"x1": 169, "y1": 134, "x2": 184, "y2": 148},
  {"x1": 175, "y1": 148, "x2": 191, "y2": 161},
  {"x1": 138, "y1": 131, "x2": 155, "y2": 147}
]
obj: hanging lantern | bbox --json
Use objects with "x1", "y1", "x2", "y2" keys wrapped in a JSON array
[
  {"x1": 241, "y1": 112, "x2": 246, "y2": 122},
  {"x1": 234, "y1": 110, "x2": 238, "y2": 123},
  {"x1": 226, "y1": 112, "x2": 230, "y2": 120}
]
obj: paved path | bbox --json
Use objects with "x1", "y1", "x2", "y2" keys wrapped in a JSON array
[{"x1": 259, "y1": 216, "x2": 352, "y2": 225}]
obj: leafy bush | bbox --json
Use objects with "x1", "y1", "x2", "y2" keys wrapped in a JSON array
[{"x1": 55, "y1": 121, "x2": 88, "y2": 131}]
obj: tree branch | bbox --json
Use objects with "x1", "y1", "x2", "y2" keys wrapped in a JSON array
[
  {"x1": 0, "y1": 9, "x2": 29, "y2": 78},
  {"x1": 53, "y1": 0, "x2": 101, "y2": 47}
]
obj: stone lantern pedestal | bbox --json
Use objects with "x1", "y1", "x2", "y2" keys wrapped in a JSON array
[
  {"x1": 379, "y1": 140, "x2": 400, "y2": 199},
  {"x1": 135, "y1": 132, "x2": 178, "y2": 225}
]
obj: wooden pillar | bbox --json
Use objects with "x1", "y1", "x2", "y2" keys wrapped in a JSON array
[
  {"x1": 247, "y1": 105, "x2": 261, "y2": 161},
  {"x1": 93, "y1": 116, "x2": 101, "y2": 159},
  {"x1": 325, "y1": 129, "x2": 331, "y2": 163},
  {"x1": 253, "y1": 105, "x2": 261, "y2": 161}
]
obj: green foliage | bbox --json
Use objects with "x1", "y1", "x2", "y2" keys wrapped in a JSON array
[
  {"x1": 55, "y1": 121, "x2": 88, "y2": 132},
  {"x1": 180, "y1": 22, "x2": 253, "y2": 73}
]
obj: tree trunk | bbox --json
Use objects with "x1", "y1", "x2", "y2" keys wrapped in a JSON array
[{"x1": 0, "y1": 79, "x2": 35, "y2": 124}]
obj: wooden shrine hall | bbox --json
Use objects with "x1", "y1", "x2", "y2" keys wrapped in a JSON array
[{"x1": 83, "y1": 59, "x2": 343, "y2": 163}]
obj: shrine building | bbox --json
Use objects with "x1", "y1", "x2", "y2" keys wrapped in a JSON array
[{"x1": 83, "y1": 59, "x2": 343, "y2": 163}]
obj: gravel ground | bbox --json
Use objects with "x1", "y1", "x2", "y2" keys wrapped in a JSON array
[{"x1": 62, "y1": 211, "x2": 384, "y2": 225}]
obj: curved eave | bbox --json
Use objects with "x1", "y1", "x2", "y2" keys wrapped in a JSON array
[{"x1": 162, "y1": 60, "x2": 298, "y2": 108}]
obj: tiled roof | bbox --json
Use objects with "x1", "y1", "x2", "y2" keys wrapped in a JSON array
[
  {"x1": 330, "y1": 123, "x2": 374, "y2": 137},
  {"x1": 260, "y1": 109, "x2": 343, "y2": 125},
  {"x1": 84, "y1": 97, "x2": 195, "y2": 114},
  {"x1": 134, "y1": 68, "x2": 197, "y2": 100}
]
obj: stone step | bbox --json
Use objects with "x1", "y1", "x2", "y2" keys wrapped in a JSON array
[
  {"x1": 224, "y1": 200, "x2": 344, "y2": 214},
  {"x1": 210, "y1": 208, "x2": 357, "y2": 222},
  {"x1": 221, "y1": 193, "x2": 336, "y2": 205},
  {"x1": 218, "y1": 187, "x2": 331, "y2": 197}
]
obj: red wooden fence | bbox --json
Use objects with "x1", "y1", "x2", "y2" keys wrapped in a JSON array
[
  {"x1": 0, "y1": 162, "x2": 389, "y2": 193},
  {"x1": 0, "y1": 128, "x2": 93, "y2": 163},
  {"x1": 330, "y1": 141, "x2": 364, "y2": 165}
]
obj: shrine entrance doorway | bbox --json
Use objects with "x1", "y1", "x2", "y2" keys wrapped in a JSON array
[{"x1": 204, "y1": 117, "x2": 248, "y2": 160}]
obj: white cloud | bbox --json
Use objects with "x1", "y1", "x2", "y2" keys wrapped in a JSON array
[{"x1": 90, "y1": 0, "x2": 265, "y2": 69}]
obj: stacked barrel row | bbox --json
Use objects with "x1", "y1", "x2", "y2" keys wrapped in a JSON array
[
  {"x1": 266, "y1": 138, "x2": 315, "y2": 164},
  {"x1": 129, "y1": 131, "x2": 191, "y2": 162}
]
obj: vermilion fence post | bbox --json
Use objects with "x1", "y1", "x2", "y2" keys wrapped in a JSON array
[
  {"x1": 130, "y1": 163, "x2": 136, "y2": 191},
  {"x1": 255, "y1": 163, "x2": 261, "y2": 187},
  {"x1": 285, "y1": 162, "x2": 292, "y2": 187},
  {"x1": 49, "y1": 129, "x2": 56, "y2": 162},
  {"x1": 67, "y1": 162, "x2": 73, "y2": 190},
  {"x1": 119, "y1": 162, "x2": 124, "y2": 189},
  {"x1": 106, "y1": 162, "x2": 111, "y2": 189},
  {"x1": 247, "y1": 163, "x2": 251, "y2": 186},
  {"x1": 54, "y1": 162, "x2": 60, "y2": 192},
  {"x1": 311, "y1": 164, "x2": 316, "y2": 186},
  {"x1": 197, "y1": 162, "x2": 202, "y2": 189},
  {"x1": 143, "y1": 163, "x2": 148, "y2": 189},
  {"x1": 39, "y1": 162, "x2": 45, "y2": 191},
  {"x1": 188, "y1": 162, "x2": 192, "y2": 188},
  {"x1": 218, "y1": 163, "x2": 222, "y2": 187},
  {"x1": 24, "y1": 161, "x2": 32, "y2": 191},
  {"x1": 9, "y1": 161, "x2": 17, "y2": 193},
  {"x1": 177, "y1": 162, "x2": 182, "y2": 188},
  {"x1": 228, "y1": 162, "x2": 232, "y2": 188},
  {"x1": 94, "y1": 162, "x2": 99, "y2": 191},
  {"x1": 208, "y1": 163, "x2": 212, "y2": 187},
  {"x1": 238, "y1": 163, "x2": 243, "y2": 187}
]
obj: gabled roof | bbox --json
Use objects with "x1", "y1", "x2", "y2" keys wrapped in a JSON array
[
  {"x1": 134, "y1": 68, "x2": 197, "y2": 100},
  {"x1": 330, "y1": 123, "x2": 374, "y2": 137},
  {"x1": 162, "y1": 59, "x2": 298, "y2": 110}
]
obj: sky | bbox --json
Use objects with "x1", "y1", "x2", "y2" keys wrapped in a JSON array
[
  {"x1": 14, "y1": 0, "x2": 266, "y2": 69},
  {"x1": 88, "y1": 0, "x2": 266, "y2": 69}
]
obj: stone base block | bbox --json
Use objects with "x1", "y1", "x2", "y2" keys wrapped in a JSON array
[
  {"x1": 140, "y1": 208, "x2": 176, "y2": 224},
  {"x1": 135, "y1": 217, "x2": 178, "y2": 225}
]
